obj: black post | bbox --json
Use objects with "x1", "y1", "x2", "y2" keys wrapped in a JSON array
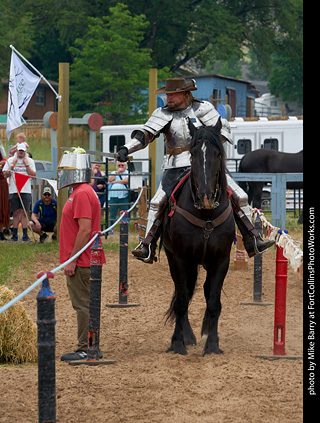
[
  {"x1": 105, "y1": 157, "x2": 109, "y2": 239},
  {"x1": 37, "y1": 271, "x2": 56, "y2": 423},
  {"x1": 70, "y1": 233, "x2": 116, "y2": 366},
  {"x1": 87, "y1": 233, "x2": 104, "y2": 360},
  {"x1": 253, "y1": 213, "x2": 263, "y2": 302},
  {"x1": 106, "y1": 211, "x2": 139, "y2": 308},
  {"x1": 119, "y1": 214, "x2": 129, "y2": 305}
]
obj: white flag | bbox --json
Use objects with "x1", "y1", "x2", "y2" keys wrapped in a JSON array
[{"x1": 6, "y1": 51, "x2": 41, "y2": 140}]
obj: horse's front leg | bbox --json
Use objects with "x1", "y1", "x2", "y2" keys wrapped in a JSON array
[
  {"x1": 167, "y1": 261, "x2": 197, "y2": 355},
  {"x1": 202, "y1": 257, "x2": 230, "y2": 356},
  {"x1": 167, "y1": 287, "x2": 189, "y2": 355}
]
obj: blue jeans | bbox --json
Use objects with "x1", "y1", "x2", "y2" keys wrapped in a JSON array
[{"x1": 109, "y1": 196, "x2": 128, "y2": 224}]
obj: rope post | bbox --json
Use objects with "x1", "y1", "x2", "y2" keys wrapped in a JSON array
[
  {"x1": 253, "y1": 212, "x2": 263, "y2": 302},
  {"x1": 240, "y1": 210, "x2": 273, "y2": 307},
  {"x1": 70, "y1": 232, "x2": 116, "y2": 366},
  {"x1": 256, "y1": 229, "x2": 302, "y2": 360},
  {"x1": 119, "y1": 213, "x2": 129, "y2": 305},
  {"x1": 88, "y1": 232, "x2": 104, "y2": 359},
  {"x1": 273, "y1": 230, "x2": 288, "y2": 356},
  {"x1": 36, "y1": 271, "x2": 56, "y2": 423},
  {"x1": 106, "y1": 211, "x2": 140, "y2": 308}
]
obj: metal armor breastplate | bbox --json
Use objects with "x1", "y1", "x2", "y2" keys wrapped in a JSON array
[{"x1": 164, "y1": 105, "x2": 202, "y2": 152}]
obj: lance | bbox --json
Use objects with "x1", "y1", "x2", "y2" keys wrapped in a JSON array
[{"x1": 60, "y1": 147, "x2": 133, "y2": 162}]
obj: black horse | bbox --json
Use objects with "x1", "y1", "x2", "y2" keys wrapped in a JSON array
[
  {"x1": 238, "y1": 149, "x2": 303, "y2": 208},
  {"x1": 162, "y1": 124, "x2": 235, "y2": 356}
]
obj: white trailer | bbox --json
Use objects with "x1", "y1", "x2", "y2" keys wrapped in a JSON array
[
  {"x1": 225, "y1": 117, "x2": 303, "y2": 171},
  {"x1": 100, "y1": 124, "x2": 165, "y2": 191},
  {"x1": 100, "y1": 117, "x2": 303, "y2": 183}
]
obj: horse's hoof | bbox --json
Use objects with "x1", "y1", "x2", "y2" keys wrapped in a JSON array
[
  {"x1": 203, "y1": 346, "x2": 223, "y2": 356},
  {"x1": 184, "y1": 335, "x2": 197, "y2": 346},
  {"x1": 166, "y1": 345, "x2": 187, "y2": 356}
]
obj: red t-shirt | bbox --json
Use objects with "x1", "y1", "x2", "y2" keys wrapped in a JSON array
[{"x1": 59, "y1": 184, "x2": 106, "y2": 267}]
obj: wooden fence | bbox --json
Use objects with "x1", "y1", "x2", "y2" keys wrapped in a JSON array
[{"x1": 0, "y1": 122, "x2": 88, "y2": 140}]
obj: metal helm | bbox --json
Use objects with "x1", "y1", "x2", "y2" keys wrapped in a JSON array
[
  {"x1": 57, "y1": 153, "x2": 91, "y2": 189},
  {"x1": 220, "y1": 118, "x2": 233, "y2": 144}
]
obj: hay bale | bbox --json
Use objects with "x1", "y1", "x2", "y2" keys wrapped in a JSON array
[{"x1": 0, "y1": 286, "x2": 37, "y2": 364}]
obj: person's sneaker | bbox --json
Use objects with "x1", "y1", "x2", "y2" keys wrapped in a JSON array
[
  {"x1": 22, "y1": 235, "x2": 33, "y2": 242},
  {"x1": 51, "y1": 235, "x2": 57, "y2": 241},
  {"x1": 60, "y1": 350, "x2": 103, "y2": 362},
  {"x1": 39, "y1": 233, "x2": 49, "y2": 243},
  {"x1": 9, "y1": 234, "x2": 18, "y2": 242}
]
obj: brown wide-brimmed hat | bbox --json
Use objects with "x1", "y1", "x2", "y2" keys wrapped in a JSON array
[{"x1": 155, "y1": 78, "x2": 197, "y2": 94}]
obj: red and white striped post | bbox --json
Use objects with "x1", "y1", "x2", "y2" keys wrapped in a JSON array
[
  {"x1": 273, "y1": 230, "x2": 288, "y2": 356},
  {"x1": 256, "y1": 229, "x2": 302, "y2": 361}
]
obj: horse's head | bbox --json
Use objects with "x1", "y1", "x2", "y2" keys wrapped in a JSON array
[{"x1": 189, "y1": 121, "x2": 226, "y2": 210}]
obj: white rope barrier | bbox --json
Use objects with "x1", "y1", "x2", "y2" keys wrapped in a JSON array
[
  {"x1": 0, "y1": 188, "x2": 144, "y2": 315},
  {"x1": 251, "y1": 207, "x2": 303, "y2": 273}
]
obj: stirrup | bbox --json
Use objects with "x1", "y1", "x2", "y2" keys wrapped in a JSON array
[
  {"x1": 244, "y1": 235, "x2": 275, "y2": 258},
  {"x1": 132, "y1": 242, "x2": 157, "y2": 264}
]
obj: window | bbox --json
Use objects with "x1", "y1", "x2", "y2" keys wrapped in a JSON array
[
  {"x1": 35, "y1": 162, "x2": 45, "y2": 170},
  {"x1": 263, "y1": 138, "x2": 278, "y2": 150},
  {"x1": 36, "y1": 87, "x2": 46, "y2": 106},
  {"x1": 237, "y1": 139, "x2": 252, "y2": 155},
  {"x1": 110, "y1": 135, "x2": 125, "y2": 153}
]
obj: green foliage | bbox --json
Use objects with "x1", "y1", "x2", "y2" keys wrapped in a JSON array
[
  {"x1": 268, "y1": 0, "x2": 303, "y2": 105},
  {"x1": 69, "y1": 4, "x2": 152, "y2": 124},
  {"x1": 0, "y1": 0, "x2": 303, "y2": 114},
  {"x1": 0, "y1": 0, "x2": 35, "y2": 78}
]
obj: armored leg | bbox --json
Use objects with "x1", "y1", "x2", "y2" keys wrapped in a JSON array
[
  {"x1": 132, "y1": 182, "x2": 167, "y2": 263},
  {"x1": 227, "y1": 175, "x2": 274, "y2": 257}
]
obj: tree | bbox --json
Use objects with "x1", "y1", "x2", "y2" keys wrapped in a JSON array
[
  {"x1": 69, "y1": 4, "x2": 158, "y2": 124},
  {"x1": 268, "y1": 0, "x2": 303, "y2": 105},
  {"x1": 0, "y1": 0, "x2": 35, "y2": 79}
]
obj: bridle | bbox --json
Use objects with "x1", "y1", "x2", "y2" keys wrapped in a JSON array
[
  {"x1": 190, "y1": 139, "x2": 222, "y2": 210},
  {"x1": 168, "y1": 138, "x2": 231, "y2": 266}
]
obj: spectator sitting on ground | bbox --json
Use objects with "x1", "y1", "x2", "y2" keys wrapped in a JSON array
[{"x1": 30, "y1": 187, "x2": 57, "y2": 242}]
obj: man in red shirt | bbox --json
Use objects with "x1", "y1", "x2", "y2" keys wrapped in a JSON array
[{"x1": 58, "y1": 153, "x2": 106, "y2": 362}]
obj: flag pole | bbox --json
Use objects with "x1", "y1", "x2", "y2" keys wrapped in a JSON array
[{"x1": 9, "y1": 45, "x2": 62, "y2": 102}]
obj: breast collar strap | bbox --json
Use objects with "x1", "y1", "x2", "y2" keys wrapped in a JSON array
[{"x1": 170, "y1": 201, "x2": 233, "y2": 267}]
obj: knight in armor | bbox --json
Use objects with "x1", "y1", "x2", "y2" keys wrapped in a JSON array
[{"x1": 117, "y1": 78, "x2": 274, "y2": 263}]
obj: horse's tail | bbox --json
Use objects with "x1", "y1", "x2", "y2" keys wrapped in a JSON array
[
  {"x1": 165, "y1": 293, "x2": 176, "y2": 324},
  {"x1": 165, "y1": 266, "x2": 198, "y2": 324}
]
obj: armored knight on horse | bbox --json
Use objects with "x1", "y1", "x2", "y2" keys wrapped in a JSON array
[{"x1": 117, "y1": 78, "x2": 274, "y2": 263}]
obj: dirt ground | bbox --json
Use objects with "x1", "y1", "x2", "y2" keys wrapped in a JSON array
[{"x1": 0, "y1": 242, "x2": 303, "y2": 423}]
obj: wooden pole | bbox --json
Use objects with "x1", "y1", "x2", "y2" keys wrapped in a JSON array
[
  {"x1": 233, "y1": 228, "x2": 248, "y2": 270},
  {"x1": 148, "y1": 69, "x2": 157, "y2": 198},
  {"x1": 57, "y1": 63, "x2": 70, "y2": 240}
]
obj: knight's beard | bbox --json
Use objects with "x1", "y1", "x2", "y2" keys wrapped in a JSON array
[{"x1": 167, "y1": 100, "x2": 185, "y2": 111}]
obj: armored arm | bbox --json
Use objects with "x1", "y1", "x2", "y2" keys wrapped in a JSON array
[{"x1": 120, "y1": 107, "x2": 172, "y2": 160}]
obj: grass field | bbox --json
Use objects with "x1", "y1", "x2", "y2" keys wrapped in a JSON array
[
  {"x1": 0, "y1": 215, "x2": 302, "y2": 287},
  {"x1": 0, "y1": 225, "x2": 140, "y2": 286},
  {"x1": 1, "y1": 137, "x2": 90, "y2": 162}
]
